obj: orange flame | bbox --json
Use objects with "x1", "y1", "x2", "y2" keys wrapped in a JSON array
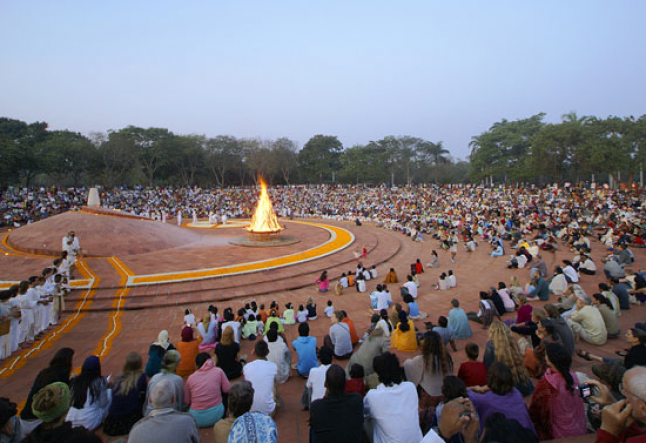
[{"x1": 247, "y1": 179, "x2": 283, "y2": 233}]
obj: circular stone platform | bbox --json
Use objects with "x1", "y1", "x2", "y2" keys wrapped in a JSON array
[{"x1": 229, "y1": 235, "x2": 300, "y2": 247}]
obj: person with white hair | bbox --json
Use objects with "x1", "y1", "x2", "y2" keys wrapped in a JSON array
[
  {"x1": 587, "y1": 366, "x2": 646, "y2": 442},
  {"x1": 127, "y1": 378, "x2": 200, "y2": 443},
  {"x1": 142, "y1": 350, "x2": 184, "y2": 417},
  {"x1": 566, "y1": 291, "x2": 608, "y2": 346}
]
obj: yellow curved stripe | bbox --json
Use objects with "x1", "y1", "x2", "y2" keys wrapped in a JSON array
[
  {"x1": 93, "y1": 258, "x2": 131, "y2": 359},
  {"x1": 130, "y1": 222, "x2": 354, "y2": 285}
]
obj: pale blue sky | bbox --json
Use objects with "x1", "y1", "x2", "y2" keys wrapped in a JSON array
[{"x1": 1, "y1": 1, "x2": 644, "y2": 159}]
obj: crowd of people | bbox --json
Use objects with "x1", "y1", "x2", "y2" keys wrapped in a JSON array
[{"x1": 1, "y1": 183, "x2": 646, "y2": 443}]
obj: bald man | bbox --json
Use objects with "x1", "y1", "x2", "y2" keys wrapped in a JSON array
[
  {"x1": 589, "y1": 366, "x2": 646, "y2": 443},
  {"x1": 128, "y1": 379, "x2": 200, "y2": 443}
]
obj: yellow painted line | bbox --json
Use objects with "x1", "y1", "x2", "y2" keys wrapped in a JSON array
[
  {"x1": 93, "y1": 258, "x2": 131, "y2": 358},
  {"x1": 111, "y1": 256, "x2": 134, "y2": 277},
  {"x1": 0, "y1": 260, "x2": 100, "y2": 378},
  {"x1": 129, "y1": 221, "x2": 354, "y2": 285},
  {"x1": 1, "y1": 234, "x2": 54, "y2": 258}
]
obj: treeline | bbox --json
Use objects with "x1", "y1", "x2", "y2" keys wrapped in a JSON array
[
  {"x1": 470, "y1": 113, "x2": 646, "y2": 184},
  {"x1": 2, "y1": 113, "x2": 644, "y2": 188},
  {"x1": 0, "y1": 118, "x2": 467, "y2": 187}
]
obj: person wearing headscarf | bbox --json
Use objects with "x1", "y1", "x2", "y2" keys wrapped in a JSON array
[
  {"x1": 176, "y1": 326, "x2": 200, "y2": 378},
  {"x1": 145, "y1": 330, "x2": 176, "y2": 377},
  {"x1": 21, "y1": 382, "x2": 101, "y2": 442},
  {"x1": 66, "y1": 355, "x2": 112, "y2": 431},
  {"x1": 0, "y1": 397, "x2": 23, "y2": 443}
]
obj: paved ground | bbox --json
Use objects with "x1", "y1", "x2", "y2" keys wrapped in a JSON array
[{"x1": 1, "y1": 211, "x2": 643, "y2": 443}]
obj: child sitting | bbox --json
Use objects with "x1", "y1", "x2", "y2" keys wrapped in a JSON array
[
  {"x1": 282, "y1": 303, "x2": 296, "y2": 325},
  {"x1": 296, "y1": 305, "x2": 308, "y2": 323},
  {"x1": 457, "y1": 342, "x2": 488, "y2": 387},
  {"x1": 306, "y1": 297, "x2": 317, "y2": 320},
  {"x1": 345, "y1": 363, "x2": 367, "y2": 397},
  {"x1": 184, "y1": 308, "x2": 196, "y2": 327},
  {"x1": 324, "y1": 300, "x2": 334, "y2": 318},
  {"x1": 241, "y1": 313, "x2": 259, "y2": 340}
]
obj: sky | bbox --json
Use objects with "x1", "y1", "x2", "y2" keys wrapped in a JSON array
[{"x1": 1, "y1": 1, "x2": 645, "y2": 159}]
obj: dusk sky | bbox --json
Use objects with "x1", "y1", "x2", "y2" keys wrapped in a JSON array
[{"x1": 1, "y1": 1, "x2": 645, "y2": 159}]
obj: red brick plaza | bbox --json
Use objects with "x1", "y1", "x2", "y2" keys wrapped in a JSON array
[{"x1": 1, "y1": 208, "x2": 641, "y2": 443}]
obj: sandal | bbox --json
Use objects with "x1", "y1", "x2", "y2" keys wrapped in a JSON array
[
  {"x1": 616, "y1": 351, "x2": 628, "y2": 357},
  {"x1": 577, "y1": 348, "x2": 592, "y2": 361}
]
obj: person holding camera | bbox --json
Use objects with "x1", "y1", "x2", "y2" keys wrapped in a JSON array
[{"x1": 587, "y1": 366, "x2": 646, "y2": 443}]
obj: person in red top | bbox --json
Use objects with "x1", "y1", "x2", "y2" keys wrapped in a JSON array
[
  {"x1": 341, "y1": 311, "x2": 359, "y2": 346},
  {"x1": 457, "y1": 343, "x2": 488, "y2": 387},
  {"x1": 590, "y1": 366, "x2": 646, "y2": 443},
  {"x1": 345, "y1": 363, "x2": 367, "y2": 397}
]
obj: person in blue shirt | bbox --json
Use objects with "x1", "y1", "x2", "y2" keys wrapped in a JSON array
[{"x1": 292, "y1": 322, "x2": 318, "y2": 377}]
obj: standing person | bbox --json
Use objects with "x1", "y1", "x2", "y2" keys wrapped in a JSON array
[
  {"x1": 145, "y1": 330, "x2": 176, "y2": 378},
  {"x1": 292, "y1": 323, "x2": 318, "y2": 378},
  {"x1": 243, "y1": 341, "x2": 278, "y2": 416},
  {"x1": 316, "y1": 271, "x2": 329, "y2": 293},
  {"x1": 529, "y1": 343, "x2": 587, "y2": 440},
  {"x1": 66, "y1": 355, "x2": 112, "y2": 431},
  {"x1": 184, "y1": 353, "x2": 231, "y2": 427},
  {"x1": 226, "y1": 381, "x2": 277, "y2": 443},
  {"x1": 103, "y1": 352, "x2": 148, "y2": 436},
  {"x1": 310, "y1": 364, "x2": 363, "y2": 443},
  {"x1": 449, "y1": 231, "x2": 458, "y2": 263},
  {"x1": 323, "y1": 312, "x2": 353, "y2": 359},
  {"x1": 363, "y1": 352, "x2": 422, "y2": 443}
]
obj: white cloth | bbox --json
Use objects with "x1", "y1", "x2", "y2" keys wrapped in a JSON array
[
  {"x1": 563, "y1": 265, "x2": 580, "y2": 283},
  {"x1": 220, "y1": 321, "x2": 241, "y2": 343},
  {"x1": 447, "y1": 275, "x2": 457, "y2": 288},
  {"x1": 420, "y1": 429, "x2": 445, "y2": 443},
  {"x1": 244, "y1": 359, "x2": 278, "y2": 415},
  {"x1": 364, "y1": 381, "x2": 422, "y2": 443},
  {"x1": 267, "y1": 341, "x2": 291, "y2": 384},
  {"x1": 306, "y1": 364, "x2": 331, "y2": 403},
  {"x1": 66, "y1": 385, "x2": 112, "y2": 431},
  {"x1": 403, "y1": 281, "x2": 418, "y2": 299}
]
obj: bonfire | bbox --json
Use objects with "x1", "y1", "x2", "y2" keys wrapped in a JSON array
[{"x1": 247, "y1": 179, "x2": 282, "y2": 238}]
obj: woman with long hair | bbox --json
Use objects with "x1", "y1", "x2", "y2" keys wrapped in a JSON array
[
  {"x1": 214, "y1": 326, "x2": 243, "y2": 380},
  {"x1": 391, "y1": 310, "x2": 417, "y2": 352},
  {"x1": 197, "y1": 315, "x2": 217, "y2": 351},
  {"x1": 484, "y1": 321, "x2": 534, "y2": 396},
  {"x1": 66, "y1": 355, "x2": 112, "y2": 431},
  {"x1": 20, "y1": 347, "x2": 74, "y2": 432},
  {"x1": 145, "y1": 330, "x2": 176, "y2": 377},
  {"x1": 404, "y1": 331, "x2": 453, "y2": 408},
  {"x1": 102, "y1": 352, "x2": 147, "y2": 436},
  {"x1": 529, "y1": 343, "x2": 587, "y2": 439}
]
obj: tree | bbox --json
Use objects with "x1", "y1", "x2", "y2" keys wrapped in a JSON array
[
  {"x1": 41, "y1": 130, "x2": 95, "y2": 186},
  {"x1": 165, "y1": 134, "x2": 206, "y2": 187},
  {"x1": 298, "y1": 135, "x2": 343, "y2": 182},
  {"x1": 118, "y1": 126, "x2": 173, "y2": 186},
  {"x1": 205, "y1": 135, "x2": 242, "y2": 187},
  {"x1": 271, "y1": 137, "x2": 298, "y2": 184}
]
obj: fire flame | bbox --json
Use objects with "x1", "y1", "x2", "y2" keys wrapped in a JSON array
[{"x1": 247, "y1": 179, "x2": 283, "y2": 233}]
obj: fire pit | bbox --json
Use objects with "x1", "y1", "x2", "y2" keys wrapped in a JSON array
[{"x1": 230, "y1": 179, "x2": 299, "y2": 247}]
